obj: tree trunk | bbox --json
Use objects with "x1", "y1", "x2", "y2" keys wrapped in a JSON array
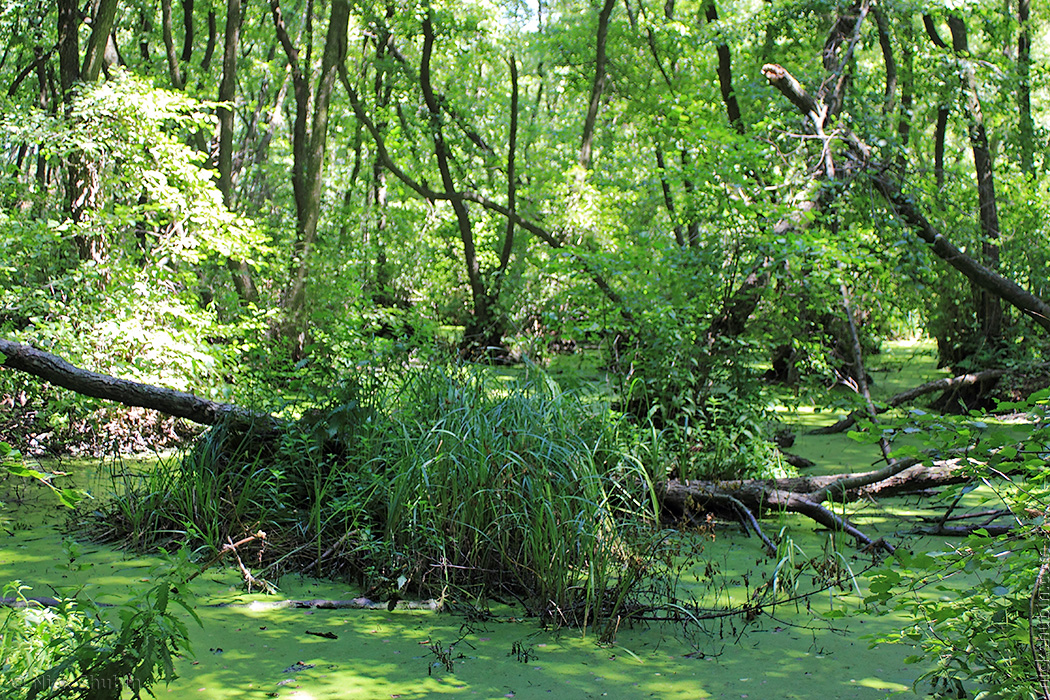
[
  {"x1": 703, "y1": 0, "x2": 743, "y2": 134},
  {"x1": 217, "y1": 0, "x2": 258, "y2": 303},
  {"x1": 81, "y1": 0, "x2": 119, "y2": 82},
  {"x1": 180, "y1": 0, "x2": 195, "y2": 64},
  {"x1": 579, "y1": 0, "x2": 616, "y2": 170},
  {"x1": 808, "y1": 364, "x2": 1040, "y2": 435},
  {"x1": 161, "y1": 0, "x2": 185, "y2": 89},
  {"x1": 1018, "y1": 0, "x2": 1034, "y2": 176},
  {"x1": 419, "y1": 10, "x2": 501, "y2": 358},
  {"x1": 0, "y1": 340, "x2": 273, "y2": 432},
  {"x1": 948, "y1": 16, "x2": 1002, "y2": 342},
  {"x1": 760, "y1": 60, "x2": 1050, "y2": 336},
  {"x1": 271, "y1": 0, "x2": 350, "y2": 356},
  {"x1": 659, "y1": 460, "x2": 965, "y2": 514}
]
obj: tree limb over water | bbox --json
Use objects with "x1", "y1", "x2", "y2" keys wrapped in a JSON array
[{"x1": 0, "y1": 339, "x2": 276, "y2": 433}]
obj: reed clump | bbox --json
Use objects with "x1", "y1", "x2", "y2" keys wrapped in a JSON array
[{"x1": 88, "y1": 364, "x2": 668, "y2": 633}]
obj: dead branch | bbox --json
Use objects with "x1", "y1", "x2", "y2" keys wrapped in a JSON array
[
  {"x1": 811, "y1": 364, "x2": 1049, "y2": 435},
  {"x1": 0, "y1": 339, "x2": 277, "y2": 433}
]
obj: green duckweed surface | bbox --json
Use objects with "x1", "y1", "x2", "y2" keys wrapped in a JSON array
[
  {"x1": 1, "y1": 339, "x2": 985, "y2": 699},
  {"x1": 0, "y1": 479, "x2": 941, "y2": 700}
]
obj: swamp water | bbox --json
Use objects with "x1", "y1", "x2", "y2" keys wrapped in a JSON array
[
  {"x1": 0, "y1": 491, "x2": 931, "y2": 700},
  {"x1": 0, "y1": 340, "x2": 977, "y2": 698}
]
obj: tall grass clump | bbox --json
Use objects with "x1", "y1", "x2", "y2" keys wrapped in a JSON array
[
  {"x1": 380, "y1": 366, "x2": 663, "y2": 628},
  {"x1": 86, "y1": 363, "x2": 668, "y2": 634}
]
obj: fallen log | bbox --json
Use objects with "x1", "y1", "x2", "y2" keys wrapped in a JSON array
[
  {"x1": 658, "y1": 459, "x2": 976, "y2": 552},
  {"x1": 0, "y1": 339, "x2": 277, "y2": 433},
  {"x1": 0, "y1": 339, "x2": 988, "y2": 554},
  {"x1": 809, "y1": 365, "x2": 1050, "y2": 435},
  {"x1": 660, "y1": 460, "x2": 969, "y2": 512}
]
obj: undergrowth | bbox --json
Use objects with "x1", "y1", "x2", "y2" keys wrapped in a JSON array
[{"x1": 83, "y1": 363, "x2": 670, "y2": 635}]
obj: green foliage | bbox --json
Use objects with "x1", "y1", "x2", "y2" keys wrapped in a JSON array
[
  {"x1": 89, "y1": 361, "x2": 668, "y2": 635},
  {"x1": 1, "y1": 441, "x2": 83, "y2": 509},
  {"x1": 0, "y1": 550, "x2": 199, "y2": 700},
  {"x1": 620, "y1": 312, "x2": 789, "y2": 481},
  {"x1": 866, "y1": 390, "x2": 1050, "y2": 698}
]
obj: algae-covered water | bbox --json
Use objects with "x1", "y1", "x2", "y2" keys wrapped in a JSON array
[
  {"x1": 0, "y1": 495, "x2": 929, "y2": 699},
  {"x1": 1, "y1": 464, "x2": 951, "y2": 699},
  {"x1": 1, "y1": 339, "x2": 978, "y2": 698}
]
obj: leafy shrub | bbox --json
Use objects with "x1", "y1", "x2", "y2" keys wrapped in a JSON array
[
  {"x1": 866, "y1": 390, "x2": 1050, "y2": 698},
  {"x1": 0, "y1": 553, "x2": 198, "y2": 700},
  {"x1": 619, "y1": 316, "x2": 789, "y2": 481}
]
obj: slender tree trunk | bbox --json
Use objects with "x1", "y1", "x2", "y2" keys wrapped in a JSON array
[
  {"x1": 703, "y1": 0, "x2": 742, "y2": 134},
  {"x1": 947, "y1": 16, "x2": 1003, "y2": 342},
  {"x1": 81, "y1": 0, "x2": 119, "y2": 82},
  {"x1": 57, "y1": 0, "x2": 80, "y2": 99},
  {"x1": 682, "y1": 150, "x2": 699, "y2": 247},
  {"x1": 201, "y1": 10, "x2": 217, "y2": 71},
  {"x1": 579, "y1": 0, "x2": 616, "y2": 170},
  {"x1": 895, "y1": 19, "x2": 913, "y2": 170},
  {"x1": 420, "y1": 10, "x2": 497, "y2": 355},
  {"x1": 180, "y1": 0, "x2": 195, "y2": 63},
  {"x1": 1018, "y1": 0, "x2": 1034, "y2": 176},
  {"x1": 217, "y1": 0, "x2": 257, "y2": 303},
  {"x1": 493, "y1": 54, "x2": 520, "y2": 301},
  {"x1": 161, "y1": 0, "x2": 185, "y2": 89},
  {"x1": 366, "y1": 8, "x2": 396, "y2": 303},
  {"x1": 59, "y1": 0, "x2": 112, "y2": 263},
  {"x1": 139, "y1": 9, "x2": 152, "y2": 62},
  {"x1": 271, "y1": 0, "x2": 350, "y2": 355},
  {"x1": 872, "y1": 7, "x2": 895, "y2": 117},
  {"x1": 934, "y1": 105, "x2": 948, "y2": 190},
  {"x1": 654, "y1": 143, "x2": 686, "y2": 247}
]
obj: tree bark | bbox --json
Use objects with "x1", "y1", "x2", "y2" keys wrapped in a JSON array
[
  {"x1": 579, "y1": 0, "x2": 616, "y2": 170},
  {"x1": 419, "y1": 10, "x2": 500, "y2": 356},
  {"x1": 201, "y1": 10, "x2": 217, "y2": 71},
  {"x1": 1018, "y1": 0, "x2": 1034, "y2": 176},
  {"x1": 180, "y1": 0, "x2": 195, "y2": 64},
  {"x1": 57, "y1": 0, "x2": 80, "y2": 100},
  {"x1": 493, "y1": 53, "x2": 520, "y2": 301},
  {"x1": 271, "y1": 0, "x2": 351, "y2": 355},
  {"x1": 81, "y1": 0, "x2": 119, "y2": 82},
  {"x1": 872, "y1": 7, "x2": 895, "y2": 117},
  {"x1": 947, "y1": 15, "x2": 1002, "y2": 341},
  {"x1": 934, "y1": 105, "x2": 949, "y2": 190},
  {"x1": 0, "y1": 340, "x2": 274, "y2": 432},
  {"x1": 870, "y1": 172, "x2": 1050, "y2": 333},
  {"x1": 161, "y1": 0, "x2": 185, "y2": 89},
  {"x1": 217, "y1": 0, "x2": 258, "y2": 303},
  {"x1": 703, "y1": 0, "x2": 743, "y2": 134}
]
